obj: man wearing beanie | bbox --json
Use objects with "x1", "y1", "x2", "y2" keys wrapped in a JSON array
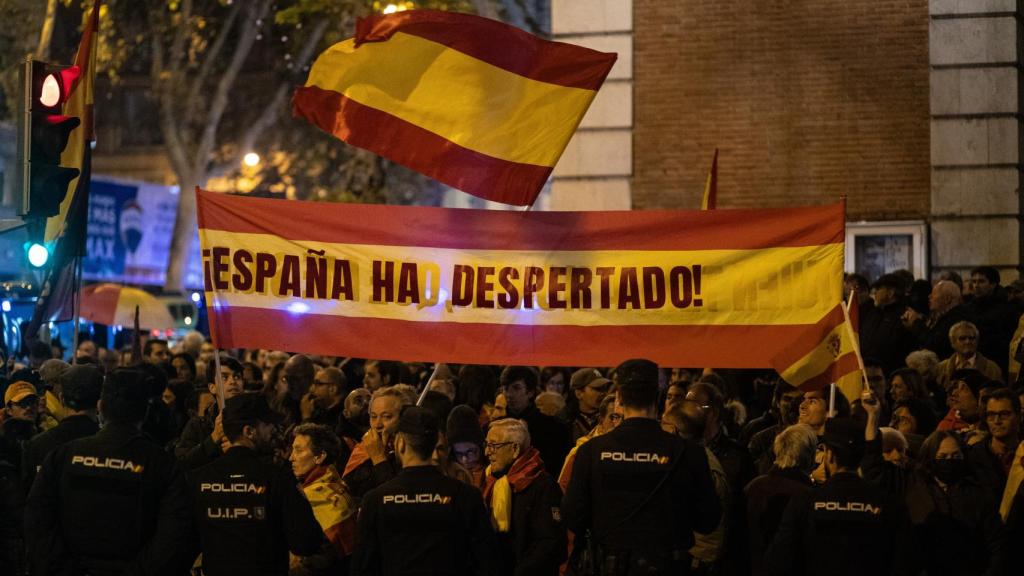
[
  {"x1": 24, "y1": 368, "x2": 192, "y2": 575},
  {"x1": 765, "y1": 416, "x2": 908, "y2": 576},
  {"x1": 21, "y1": 364, "x2": 103, "y2": 488},
  {"x1": 563, "y1": 359, "x2": 721, "y2": 575},
  {"x1": 353, "y1": 406, "x2": 498, "y2": 576},
  {"x1": 191, "y1": 393, "x2": 325, "y2": 576}
]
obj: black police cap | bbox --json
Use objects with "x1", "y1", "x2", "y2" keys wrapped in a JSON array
[
  {"x1": 222, "y1": 393, "x2": 283, "y2": 428},
  {"x1": 61, "y1": 364, "x2": 104, "y2": 408},
  {"x1": 397, "y1": 406, "x2": 440, "y2": 439}
]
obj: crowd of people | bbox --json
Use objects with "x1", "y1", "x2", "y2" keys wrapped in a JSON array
[{"x1": 0, "y1": 265, "x2": 1022, "y2": 575}]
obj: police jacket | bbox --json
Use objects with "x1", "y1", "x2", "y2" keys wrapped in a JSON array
[
  {"x1": 497, "y1": 471, "x2": 567, "y2": 576},
  {"x1": 561, "y1": 418, "x2": 721, "y2": 555},
  {"x1": 24, "y1": 422, "x2": 192, "y2": 576},
  {"x1": 21, "y1": 414, "x2": 98, "y2": 490},
  {"x1": 352, "y1": 465, "x2": 498, "y2": 576},
  {"x1": 763, "y1": 471, "x2": 909, "y2": 576},
  {"x1": 190, "y1": 445, "x2": 324, "y2": 576}
]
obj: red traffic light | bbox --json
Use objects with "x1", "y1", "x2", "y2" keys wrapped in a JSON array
[{"x1": 34, "y1": 65, "x2": 80, "y2": 111}]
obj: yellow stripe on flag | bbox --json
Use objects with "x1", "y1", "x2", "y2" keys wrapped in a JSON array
[{"x1": 305, "y1": 34, "x2": 599, "y2": 167}]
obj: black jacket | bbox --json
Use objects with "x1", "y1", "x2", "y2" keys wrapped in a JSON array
[
  {"x1": 512, "y1": 405, "x2": 572, "y2": 477},
  {"x1": 24, "y1": 422, "x2": 192, "y2": 576},
  {"x1": 764, "y1": 471, "x2": 909, "y2": 576},
  {"x1": 966, "y1": 437, "x2": 1012, "y2": 503},
  {"x1": 964, "y1": 290, "x2": 1020, "y2": 374},
  {"x1": 562, "y1": 418, "x2": 721, "y2": 559},
  {"x1": 174, "y1": 409, "x2": 222, "y2": 471},
  {"x1": 497, "y1": 471, "x2": 567, "y2": 576},
  {"x1": 21, "y1": 414, "x2": 99, "y2": 490},
  {"x1": 343, "y1": 453, "x2": 401, "y2": 502},
  {"x1": 191, "y1": 446, "x2": 324, "y2": 576},
  {"x1": 352, "y1": 465, "x2": 498, "y2": 576},
  {"x1": 860, "y1": 300, "x2": 918, "y2": 375},
  {"x1": 908, "y1": 304, "x2": 972, "y2": 361},
  {"x1": 744, "y1": 467, "x2": 813, "y2": 576},
  {"x1": 0, "y1": 456, "x2": 25, "y2": 576}
]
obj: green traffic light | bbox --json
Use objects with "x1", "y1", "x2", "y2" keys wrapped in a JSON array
[{"x1": 27, "y1": 243, "x2": 49, "y2": 268}]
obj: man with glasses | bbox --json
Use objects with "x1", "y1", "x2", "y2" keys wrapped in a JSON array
[
  {"x1": 3, "y1": 381, "x2": 40, "y2": 427},
  {"x1": 482, "y1": 418, "x2": 566, "y2": 575},
  {"x1": 174, "y1": 356, "x2": 246, "y2": 470},
  {"x1": 936, "y1": 321, "x2": 1002, "y2": 392},
  {"x1": 968, "y1": 387, "x2": 1020, "y2": 500}
]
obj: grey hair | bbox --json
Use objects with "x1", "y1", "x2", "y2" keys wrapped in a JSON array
[
  {"x1": 371, "y1": 385, "x2": 415, "y2": 407},
  {"x1": 948, "y1": 320, "x2": 979, "y2": 341},
  {"x1": 773, "y1": 424, "x2": 818, "y2": 471},
  {"x1": 489, "y1": 418, "x2": 531, "y2": 450}
]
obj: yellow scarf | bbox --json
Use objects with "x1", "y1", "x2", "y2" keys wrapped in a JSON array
[{"x1": 487, "y1": 465, "x2": 512, "y2": 533}]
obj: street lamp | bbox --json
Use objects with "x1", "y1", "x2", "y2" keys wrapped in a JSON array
[{"x1": 243, "y1": 152, "x2": 260, "y2": 167}]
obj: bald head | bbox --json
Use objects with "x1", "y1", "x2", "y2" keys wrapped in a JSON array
[
  {"x1": 283, "y1": 354, "x2": 315, "y2": 400},
  {"x1": 929, "y1": 280, "x2": 961, "y2": 313}
]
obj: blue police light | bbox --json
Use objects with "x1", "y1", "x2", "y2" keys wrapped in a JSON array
[
  {"x1": 27, "y1": 243, "x2": 49, "y2": 268},
  {"x1": 1, "y1": 300, "x2": 11, "y2": 312},
  {"x1": 191, "y1": 291, "x2": 201, "y2": 303}
]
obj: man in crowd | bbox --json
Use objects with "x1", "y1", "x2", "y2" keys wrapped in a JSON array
[
  {"x1": 500, "y1": 366, "x2": 572, "y2": 476},
  {"x1": 21, "y1": 365, "x2": 102, "y2": 488},
  {"x1": 191, "y1": 393, "x2": 325, "y2": 575},
  {"x1": 175, "y1": 356, "x2": 245, "y2": 470},
  {"x1": 938, "y1": 369, "x2": 985, "y2": 432},
  {"x1": 965, "y1": 266, "x2": 1019, "y2": 375},
  {"x1": 25, "y1": 368, "x2": 192, "y2": 575},
  {"x1": 343, "y1": 386, "x2": 410, "y2": 499},
  {"x1": 362, "y1": 359, "x2": 402, "y2": 392},
  {"x1": 861, "y1": 273, "x2": 917, "y2": 375},
  {"x1": 38, "y1": 358, "x2": 70, "y2": 425},
  {"x1": 764, "y1": 417, "x2": 908, "y2": 576},
  {"x1": 563, "y1": 359, "x2": 720, "y2": 575},
  {"x1": 353, "y1": 407, "x2": 497, "y2": 576},
  {"x1": 143, "y1": 338, "x2": 171, "y2": 366},
  {"x1": 936, "y1": 321, "x2": 1002, "y2": 391},
  {"x1": 302, "y1": 366, "x2": 347, "y2": 427},
  {"x1": 569, "y1": 368, "x2": 612, "y2": 441},
  {"x1": 747, "y1": 382, "x2": 804, "y2": 473},
  {"x1": 283, "y1": 354, "x2": 316, "y2": 404},
  {"x1": 903, "y1": 280, "x2": 971, "y2": 360},
  {"x1": 482, "y1": 418, "x2": 566, "y2": 575},
  {"x1": 968, "y1": 387, "x2": 1020, "y2": 499}
]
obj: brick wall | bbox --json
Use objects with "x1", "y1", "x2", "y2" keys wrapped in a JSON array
[{"x1": 633, "y1": 0, "x2": 931, "y2": 220}]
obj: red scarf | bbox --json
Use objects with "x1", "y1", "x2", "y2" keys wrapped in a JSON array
[{"x1": 483, "y1": 446, "x2": 546, "y2": 502}]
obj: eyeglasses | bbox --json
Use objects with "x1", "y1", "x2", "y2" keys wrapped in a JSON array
[
  {"x1": 10, "y1": 397, "x2": 38, "y2": 410},
  {"x1": 484, "y1": 441, "x2": 515, "y2": 452},
  {"x1": 986, "y1": 410, "x2": 1015, "y2": 422}
]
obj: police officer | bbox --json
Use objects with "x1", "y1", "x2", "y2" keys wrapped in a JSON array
[
  {"x1": 353, "y1": 406, "x2": 498, "y2": 576},
  {"x1": 24, "y1": 367, "x2": 192, "y2": 576},
  {"x1": 191, "y1": 393, "x2": 325, "y2": 575},
  {"x1": 562, "y1": 359, "x2": 721, "y2": 575},
  {"x1": 763, "y1": 416, "x2": 909, "y2": 576}
]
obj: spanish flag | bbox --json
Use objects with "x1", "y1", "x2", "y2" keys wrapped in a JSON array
[
  {"x1": 701, "y1": 148, "x2": 718, "y2": 210},
  {"x1": 293, "y1": 10, "x2": 616, "y2": 206},
  {"x1": 771, "y1": 300, "x2": 861, "y2": 392}
]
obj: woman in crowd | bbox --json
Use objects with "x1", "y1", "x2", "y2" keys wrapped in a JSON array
[{"x1": 289, "y1": 423, "x2": 358, "y2": 576}]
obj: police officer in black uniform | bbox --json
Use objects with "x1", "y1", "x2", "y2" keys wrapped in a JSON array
[
  {"x1": 353, "y1": 406, "x2": 498, "y2": 576},
  {"x1": 24, "y1": 367, "x2": 192, "y2": 576},
  {"x1": 562, "y1": 359, "x2": 721, "y2": 576},
  {"x1": 763, "y1": 416, "x2": 909, "y2": 576},
  {"x1": 191, "y1": 393, "x2": 325, "y2": 576}
]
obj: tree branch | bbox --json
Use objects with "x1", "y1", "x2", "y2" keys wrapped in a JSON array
[
  {"x1": 185, "y1": 0, "x2": 241, "y2": 126},
  {"x1": 151, "y1": 27, "x2": 190, "y2": 177},
  {"x1": 35, "y1": 0, "x2": 58, "y2": 60},
  {"x1": 212, "y1": 18, "x2": 329, "y2": 177},
  {"x1": 194, "y1": 0, "x2": 271, "y2": 175},
  {"x1": 168, "y1": 0, "x2": 192, "y2": 74}
]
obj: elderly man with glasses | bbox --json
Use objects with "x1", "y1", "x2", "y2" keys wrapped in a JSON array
[{"x1": 482, "y1": 418, "x2": 566, "y2": 576}]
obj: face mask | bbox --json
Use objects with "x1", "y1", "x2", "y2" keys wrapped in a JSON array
[{"x1": 932, "y1": 459, "x2": 968, "y2": 484}]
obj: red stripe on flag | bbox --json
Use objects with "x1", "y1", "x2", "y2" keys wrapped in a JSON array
[
  {"x1": 208, "y1": 306, "x2": 811, "y2": 368},
  {"x1": 797, "y1": 352, "x2": 861, "y2": 393},
  {"x1": 197, "y1": 188, "x2": 845, "y2": 251},
  {"x1": 293, "y1": 85, "x2": 552, "y2": 206},
  {"x1": 356, "y1": 10, "x2": 616, "y2": 91},
  {"x1": 771, "y1": 304, "x2": 846, "y2": 369}
]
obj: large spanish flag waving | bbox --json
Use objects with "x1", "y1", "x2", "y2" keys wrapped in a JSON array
[
  {"x1": 293, "y1": 10, "x2": 617, "y2": 206},
  {"x1": 197, "y1": 190, "x2": 844, "y2": 367}
]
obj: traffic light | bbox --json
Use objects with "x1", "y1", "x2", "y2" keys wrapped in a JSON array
[{"x1": 16, "y1": 59, "x2": 81, "y2": 241}]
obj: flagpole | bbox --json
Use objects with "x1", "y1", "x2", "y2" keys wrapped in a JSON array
[
  {"x1": 416, "y1": 362, "x2": 443, "y2": 406},
  {"x1": 71, "y1": 255, "x2": 81, "y2": 360},
  {"x1": 828, "y1": 382, "x2": 837, "y2": 419},
  {"x1": 840, "y1": 291, "x2": 871, "y2": 392}
]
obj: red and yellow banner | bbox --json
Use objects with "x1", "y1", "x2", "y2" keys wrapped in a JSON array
[
  {"x1": 292, "y1": 10, "x2": 616, "y2": 207},
  {"x1": 197, "y1": 189, "x2": 844, "y2": 367}
]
